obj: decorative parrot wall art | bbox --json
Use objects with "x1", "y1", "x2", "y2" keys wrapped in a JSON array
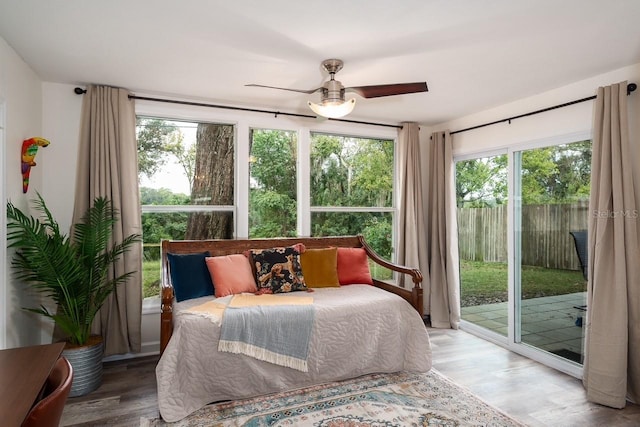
[{"x1": 21, "y1": 137, "x2": 50, "y2": 193}]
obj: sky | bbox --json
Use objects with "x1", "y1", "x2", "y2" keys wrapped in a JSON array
[{"x1": 139, "y1": 120, "x2": 197, "y2": 195}]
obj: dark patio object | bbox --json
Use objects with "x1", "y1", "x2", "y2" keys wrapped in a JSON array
[
  {"x1": 569, "y1": 230, "x2": 588, "y2": 281},
  {"x1": 570, "y1": 230, "x2": 588, "y2": 326}
]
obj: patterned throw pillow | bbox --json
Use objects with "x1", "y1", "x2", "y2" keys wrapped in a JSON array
[{"x1": 250, "y1": 245, "x2": 307, "y2": 294}]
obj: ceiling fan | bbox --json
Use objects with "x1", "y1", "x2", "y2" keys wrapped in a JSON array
[{"x1": 246, "y1": 59, "x2": 428, "y2": 118}]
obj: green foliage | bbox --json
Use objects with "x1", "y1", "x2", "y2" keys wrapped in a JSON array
[
  {"x1": 456, "y1": 141, "x2": 591, "y2": 207},
  {"x1": 309, "y1": 134, "x2": 394, "y2": 261},
  {"x1": 140, "y1": 187, "x2": 190, "y2": 257},
  {"x1": 137, "y1": 117, "x2": 196, "y2": 187},
  {"x1": 521, "y1": 141, "x2": 591, "y2": 204},
  {"x1": 249, "y1": 129, "x2": 298, "y2": 237},
  {"x1": 311, "y1": 135, "x2": 393, "y2": 207},
  {"x1": 165, "y1": 131, "x2": 196, "y2": 189},
  {"x1": 361, "y1": 216, "x2": 392, "y2": 259},
  {"x1": 6, "y1": 194, "x2": 141, "y2": 345},
  {"x1": 136, "y1": 118, "x2": 178, "y2": 179},
  {"x1": 139, "y1": 187, "x2": 190, "y2": 274},
  {"x1": 140, "y1": 187, "x2": 190, "y2": 205},
  {"x1": 456, "y1": 155, "x2": 507, "y2": 207}
]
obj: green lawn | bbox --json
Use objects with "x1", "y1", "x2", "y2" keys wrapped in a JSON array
[
  {"x1": 460, "y1": 260, "x2": 586, "y2": 306},
  {"x1": 143, "y1": 260, "x2": 161, "y2": 298}
]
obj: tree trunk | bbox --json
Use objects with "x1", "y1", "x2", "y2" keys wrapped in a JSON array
[{"x1": 185, "y1": 123, "x2": 234, "y2": 239}]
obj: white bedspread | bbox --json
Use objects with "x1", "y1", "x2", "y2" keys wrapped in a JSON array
[{"x1": 156, "y1": 285, "x2": 432, "y2": 422}]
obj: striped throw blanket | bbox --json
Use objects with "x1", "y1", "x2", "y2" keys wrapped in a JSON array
[{"x1": 218, "y1": 294, "x2": 315, "y2": 372}]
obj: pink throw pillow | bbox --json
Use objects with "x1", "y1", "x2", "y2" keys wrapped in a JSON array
[
  {"x1": 205, "y1": 254, "x2": 258, "y2": 297},
  {"x1": 336, "y1": 247, "x2": 373, "y2": 285}
]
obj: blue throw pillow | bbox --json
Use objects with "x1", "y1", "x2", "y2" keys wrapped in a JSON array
[{"x1": 167, "y1": 252, "x2": 214, "y2": 302}]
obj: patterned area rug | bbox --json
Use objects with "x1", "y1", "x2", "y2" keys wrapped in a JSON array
[{"x1": 142, "y1": 369, "x2": 525, "y2": 426}]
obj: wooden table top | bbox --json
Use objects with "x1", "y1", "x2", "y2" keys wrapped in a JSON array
[{"x1": 0, "y1": 342, "x2": 66, "y2": 427}]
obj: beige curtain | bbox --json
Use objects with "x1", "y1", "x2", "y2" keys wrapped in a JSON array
[
  {"x1": 583, "y1": 81, "x2": 640, "y2": 407},
  {"x1": 397, "y1": 123, "x2": 429, "y2": 294},
  {"x1": 424, "y1": 131, "x2": 461, "y2": 328},
  {"x1": 73, "y1": 85, "x2": 142, "y2": 356}
]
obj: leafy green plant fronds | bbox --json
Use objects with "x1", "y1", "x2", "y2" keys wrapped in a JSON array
[{"x1": 7, "y1": 193, "x2": 141, "y2": 345}]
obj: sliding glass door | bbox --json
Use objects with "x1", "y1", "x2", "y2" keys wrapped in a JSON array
[
  {"x1": 456, "y1": 153, "x2": 508, "y2": 336},
  {"x1": 514, "y1": 141, "x2": 590, "y2": 363},
  {"x1": 456, "y1": 137, "x2": 590, "y2": 368}
]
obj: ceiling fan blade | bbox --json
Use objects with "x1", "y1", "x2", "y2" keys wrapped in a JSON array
[
  {"x1": 346, "y1": 82, "x2": 428, "y2": 99},
  {"x1": 245, "y1": 84, "x2": 322, "y2": 95}
]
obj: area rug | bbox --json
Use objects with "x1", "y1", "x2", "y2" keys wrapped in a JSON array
[{"x1": 141, "y1": 369, "x2": 525, "y2": 426}]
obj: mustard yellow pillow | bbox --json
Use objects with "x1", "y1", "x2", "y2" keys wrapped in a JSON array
[{"x1": 300, "y1": 247, "x2": 340, "y2": 288}]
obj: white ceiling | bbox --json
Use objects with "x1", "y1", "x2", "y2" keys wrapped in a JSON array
[{"x1": 1, "y1": 0, "x2": 639, "y2": 125}]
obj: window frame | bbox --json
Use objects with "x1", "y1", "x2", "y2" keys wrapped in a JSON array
[
  {"x1": 454, "y1": 130, "x2": 591, "y2": 379},
  {"x1": 307, "y1": 131, "x2": 398, "y2": 274},
  {"x1": 135, "y1": 101, "x2": 399, "y2": 301}
]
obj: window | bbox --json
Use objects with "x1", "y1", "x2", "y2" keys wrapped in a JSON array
[
  {"x1": 248, "y1": 128, "x2": 297, "y2": 238},
  {"x1": 137, "y1": 117, "x2": 235, "y2": 298},
  {"x1": 135, "y1": 115, "x2": 397, "y2": 296},
  {"x1": 309, "y1": 132, "x2": 395, "y2": 279}
]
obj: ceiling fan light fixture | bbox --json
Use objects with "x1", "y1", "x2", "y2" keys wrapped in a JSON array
[{"x1": 308, "y1": 98, "x2": 356, "y2": 118}]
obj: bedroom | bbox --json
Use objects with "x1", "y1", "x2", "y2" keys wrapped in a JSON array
[{"x1": 1, "y1": 0, "x2": 639, "y2": 425}]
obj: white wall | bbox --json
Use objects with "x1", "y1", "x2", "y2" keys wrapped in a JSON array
[
  {"x1": 41, "y1": 83, "x2": 83, "y2": 233},
  {"x1": 429, "y1": 62, "x2": 640, "y2": 228},
  {"x1": 0, "y1": 36, "x2": 45, "y2": 348},
  {"x1": 432, "y1": 63, "x2": 640, "y2": 160}
]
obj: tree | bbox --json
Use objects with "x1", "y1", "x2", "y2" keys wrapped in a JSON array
[
  {"x1": 185, "y1": 123, "x2": 235, "y2": 239},
  {"x1": 456, "y1": 155, "x2": 507, "y2": 207},
  {"x1": 520, "y1": 141, "x2": 591, "y2": 204},
  {"x1": 136, "y1": 118, "x2": 178, "y2": 179},
  {"x1": 166, "y1": 131, "x2": 196, "y2": 190},
  {"x1": 310, "y1": 134, "x2": 347, "y2": 206},
  {"x1": 249, "y1": 129, "x2": 298, "y2": 237},
  {"x1": 455, "y1": 141, "x2": 592, "y2": 206},
  {"x1": 350, "y1": 139, "x2": 393, "y2": 207},
  {"x1": 309, "y1": 134, "x2": 394, "y2": 259}
]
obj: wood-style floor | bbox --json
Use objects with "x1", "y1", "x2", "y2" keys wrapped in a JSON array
[
  {"x1": 60, "y1": 328, "x2": 640, "y2": 426},
  {"x1": 428, "y1": 328, "x2": 640, "y2": 426}
]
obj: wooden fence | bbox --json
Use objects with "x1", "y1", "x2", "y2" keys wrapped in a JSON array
[{"x1": 457, "y1": 201, "x2": 589, "y2": 270}]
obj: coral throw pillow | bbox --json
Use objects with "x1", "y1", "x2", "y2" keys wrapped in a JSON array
[
  {"x1": 300, "y1": 247, "x2": 340, "y2": 288},
  {"x1": 249, "y1": 246, "x2": 307, "y2": 294},
  {"x1": 336, "y1": 247, "x2": 373, "y2": 285},
  {"x1": 205, "y1": 254, "x2": 257, "y2": 297}
]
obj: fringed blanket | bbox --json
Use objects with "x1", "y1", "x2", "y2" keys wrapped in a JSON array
[{"x1": 217, "y1": 294, "x2": 315, "y2": 372}]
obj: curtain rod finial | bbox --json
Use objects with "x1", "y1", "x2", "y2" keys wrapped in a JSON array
[
  {"x1": 628, "y1": 83, "x2": 637, "y2": 95},
  {"x1": 74, "y1": 87, "x2": 87, "y2": 95}
]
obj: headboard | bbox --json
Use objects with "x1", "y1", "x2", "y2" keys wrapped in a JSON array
[{"x1": 159, "y1": 235, "x2": 423, "y2": 354}]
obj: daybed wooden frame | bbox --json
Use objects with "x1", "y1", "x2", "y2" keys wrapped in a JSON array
[{"x1": 160, "y1": 235, "x2": 423, "y2": 354}]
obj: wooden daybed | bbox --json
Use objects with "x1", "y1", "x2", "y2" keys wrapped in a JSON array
[
  {"x1": 156, "y1": 235, "x2": 430, "y2": 422},
  {"x1": 160, "y1": 235, "x2": 424, "y2": 354}
]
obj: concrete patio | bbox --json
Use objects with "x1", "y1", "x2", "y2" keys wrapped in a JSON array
[{"x1": 461, "y1": 292, "x2": 586, "y2": 362}]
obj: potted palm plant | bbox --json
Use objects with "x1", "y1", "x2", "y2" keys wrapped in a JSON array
[{"x1": 6, "y1": 193, "x2": 140, "y2": 396}]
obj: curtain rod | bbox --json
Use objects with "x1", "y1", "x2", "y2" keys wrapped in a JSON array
[
  {"x1": 450, "y1": 82, "x2": 637, "y2": 135},
  {"x1": 73, "y1": 87, "x2": 402, "y2": 129}
]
